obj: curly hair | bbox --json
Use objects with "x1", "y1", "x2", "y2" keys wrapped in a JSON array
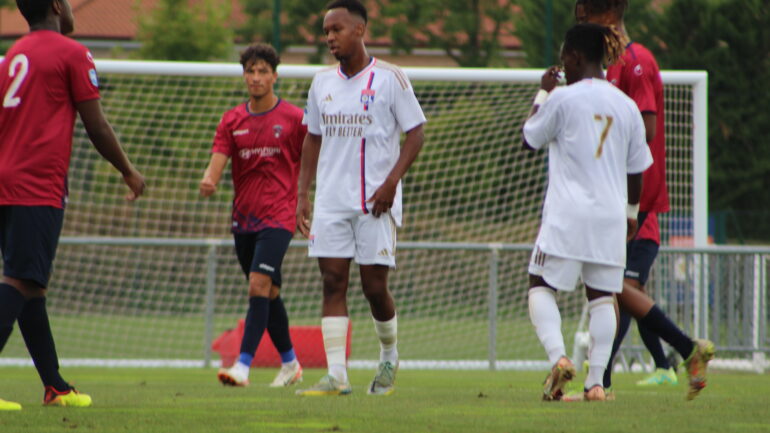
[
  {"x1": 239, "y1": 43, "x2": 280, "y2": 72},
  {"x1": 564, "y1": 23, "x2": 625, "y2": 66}
]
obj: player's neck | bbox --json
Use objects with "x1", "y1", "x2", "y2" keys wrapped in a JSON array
[
  {"x1": 248, "y1": 94, "x2": 279, "y2": 114},
  {"x1": 29, "y1": 17, "x2": 61, "y2": 33},
  {"x1": 339, "y1": 46, "x2": 371, "y2": 78},
  {"x1": 582, "y1": 65, "x2": 605, "y2": 81}
]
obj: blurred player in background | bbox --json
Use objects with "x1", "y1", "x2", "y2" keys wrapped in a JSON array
[
  {"x1": 200, "y1": 43, "x2": 305, "y2": 388},
  {"x1": 295, "y1": 0, "x2": 425, "y2": 396},
  {"x1": 523, "y1": 23, "x2": 652, "y2": 402},
  {"x1": 0, "y1": 0, "x2": 145, "y2": 410},
  {"x1": 576, "y1": 0, "x2": 715, "y2": 398}
]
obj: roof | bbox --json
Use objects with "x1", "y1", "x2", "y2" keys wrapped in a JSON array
[
  {"x1": 0, "y1": 0, "x2": 243, "y2": 40},
  {"x1": 0, "y1": 0, "x2": 520, "y2": 48}
]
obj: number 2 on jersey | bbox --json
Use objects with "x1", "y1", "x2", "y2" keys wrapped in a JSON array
[
  {"x1": 3, "y1": 54, "x2": 30, "y2": 108},
  {"x1": 593, "y1": 114, "x2": 614, "y2": 158}
]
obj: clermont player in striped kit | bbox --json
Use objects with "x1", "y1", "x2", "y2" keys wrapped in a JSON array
[
  {"x1": 295, "y1": 0, "x2": 426, "y2": 396},
  {"x1": 200, "y1": 43, "x2": 306, "y2": 389}
]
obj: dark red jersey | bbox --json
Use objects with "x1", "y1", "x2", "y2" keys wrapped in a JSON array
[
  {"x1": 0, "y1": 31, "x2": 100, "y2": 208},
  {"x1": 212, "y1": 100, "x2": 307, "y2": 233},
  {"x1": 608, "y1": 42, "x2": 669, "y2": 216}
]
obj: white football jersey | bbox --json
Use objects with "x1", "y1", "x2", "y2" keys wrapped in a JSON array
[
  {"x1": 523, "y1": 78, "x2": 653, "y2": 266},
  {"x1": 303, "y1": 58, "x2": 426, "y2": 226}
]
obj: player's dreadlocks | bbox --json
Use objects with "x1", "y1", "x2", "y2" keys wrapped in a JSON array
[
  {"x1": 576, "y1": 0, "x2": 628, "y2": 18},
  {"x1": 564, "y1": 23, "x2": 625, "y2": 67}
]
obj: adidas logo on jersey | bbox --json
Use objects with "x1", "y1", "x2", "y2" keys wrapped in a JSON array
[
  {"x1": 323, "y1": 94, "x2": 333, "y2": 102},
  {"x1": 378, "y1": 249, "x2": 391, "y2": 257}
]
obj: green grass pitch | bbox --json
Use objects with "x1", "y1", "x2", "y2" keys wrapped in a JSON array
[{"x1": 0, "y1": 367, "x2": 768, "y2": 433}]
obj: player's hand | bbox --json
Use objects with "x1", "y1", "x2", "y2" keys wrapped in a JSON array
[
  {"x1": 199, "y1": 177, "x2": 217, "y2": 198},
  {"x1": 541, "y1": 66, "x2": 561, "y2": 92},
  {"x1": 367, "y1": 178, "x2": 397, "y2": 218},
  {"x1": 627, "y1": 218, "x2": 639, "y2": 242},
  {"x1": 296, "y1": 195, "x2": 312, "y2": 238},
  {"x1": 123, "y1": 169, "x2": 146, "y2": 202}
]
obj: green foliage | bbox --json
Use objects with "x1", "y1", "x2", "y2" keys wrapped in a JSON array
[
  {"x1": 135, "y1": 0, "x2": 234, "y2": 61},
  {"x1": 637, "y1": 0, "x2": 770, "y2": 214},
  {"x1": 0, "y1": 0, "x2": 12, "y2": 8},
  {"x1": 514, "y1": 0, "x2": 656, "y2": 68},
  {"x1": 238, "y1": 0, "x2": 328, "y2": 63},
  {"x1": 370, "y1": 0, "x2": 516, "y2": 67}
]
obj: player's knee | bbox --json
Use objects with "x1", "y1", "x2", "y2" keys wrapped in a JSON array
[
  {"x1": 321, "y1": 270, "x2": 347, "y2": 293},
  {"x1": 248, "y1": 272, "x2": 272, "y2": 297}
]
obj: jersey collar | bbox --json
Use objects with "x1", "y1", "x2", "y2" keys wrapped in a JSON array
[
  {"x1": 337, "y1": 57, "x2": 376, "y2": 80},
  {"x1": 245, "y1": 98, "x2": 282, "y2": 116}
]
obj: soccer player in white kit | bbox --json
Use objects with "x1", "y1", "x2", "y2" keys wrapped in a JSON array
[
  {"x1": 296, "y1": 0, "x2": 426, "y2": 396},
  {"x1": 522, "y1": 23, "x2": 652, "y2": 402}
]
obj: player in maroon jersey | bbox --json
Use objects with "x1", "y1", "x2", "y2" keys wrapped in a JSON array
[
  {"x1": 0, "y1": 0, "x2": 145, "y2": 410},
  {"x1": 200, "y1": 43, "x2": 306, "y2": 388},
  {"x1": 572, "y1": 0, "x2": 714, "y2": 401}
]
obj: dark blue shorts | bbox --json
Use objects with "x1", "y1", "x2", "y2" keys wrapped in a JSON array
[
  {"x1": 625, "y1": 213, "x2": 659, "y2": 285},
  {"x1": 0, "y1": 206, "x2": 64, "y2": 288},
  {"x1": 234, "y1": 228, "x2": 293, "y2": 287}
]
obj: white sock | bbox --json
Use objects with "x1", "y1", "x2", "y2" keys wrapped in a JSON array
[
  {"x1": 373, "y1": 315, "x2": 398, "y2": 364},
  {"x1": 586, "y1": 296, "x2": 617, "y2": 389},
  {"x1": 322, "y1": 316, "x2": 349, "y2": 383},
  {"x1": 528, "y1": 286, "x2": 566, "y2": 365}
]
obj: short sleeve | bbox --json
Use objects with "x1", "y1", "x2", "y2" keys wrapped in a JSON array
[
  {"x1": 211, "y1": 115, "x2": 233, "y2": 157},
  {"x1": 68, "y1": 47, "x2": 100, "y2": 103},
  {"x1": 626, "y1": 106, "x2": 653, "y2": 174},
  {"x1": 390, "y1": 71, "x2": 426, "y2": 133},
  {"x1": 522, "y1": 94, "x2": 562, "y2": 150},
  {"x1": 294, "y1": 118, "x2": 308, "y2": 155},
  {"x1": 302, "y1": 78, "x2": 322, "y2": 135},
  {"x1": 624, "y1": 60, "x2": 657, "y2": 114}
]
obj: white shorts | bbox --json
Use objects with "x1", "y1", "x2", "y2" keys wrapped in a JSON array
[
  {"x1": 308, "y1": 212, "x2": 397, "y2": 267},
  {"x1": 528, "y1": 245, "x2": 623, "y2": 293}
]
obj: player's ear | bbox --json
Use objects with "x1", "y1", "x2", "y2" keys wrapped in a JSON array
[
  {"x1": 51, "y1": 0, "x2": 63, "y2": 15},
  {"x1": 355, "y1": 21, "x2": 366, "y2": 38}
]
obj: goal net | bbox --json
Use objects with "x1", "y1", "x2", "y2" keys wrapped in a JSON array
[{"x1": 1, "y1": 60, "x2": 741, "y2": 372}]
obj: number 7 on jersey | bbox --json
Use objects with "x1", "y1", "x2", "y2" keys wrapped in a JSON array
[{"x1": 593, "y1": 114, "x2": 614, "y2": 158}]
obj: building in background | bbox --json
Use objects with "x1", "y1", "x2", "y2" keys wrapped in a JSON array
[{"x1": 0, "y1": 0, "x2": 524, "y2": 66}]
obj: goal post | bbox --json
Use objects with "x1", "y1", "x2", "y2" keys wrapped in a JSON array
[{"x1": 0, "y1": 59, "x2": 721, "y2": 370}]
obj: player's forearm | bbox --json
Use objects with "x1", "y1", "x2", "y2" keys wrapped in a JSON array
[
  {"x1": 298, "y1": 134, "x2": 322, "y2": 197},
  {"x1": 77, "y1": 99, "x2": 136, "y2": 176},
  {"x1": 628, "y1": 173, "x2": 643, "y2": 204},
  {"x1": 88, "y1": 124, "x2": 136, "y2": 176},
  {"x1": 203, "y1": 153, "x2": 228, "y2": 185},
  {"x1": 385, "y1": 124, "x2": 424, "y2": 185}
]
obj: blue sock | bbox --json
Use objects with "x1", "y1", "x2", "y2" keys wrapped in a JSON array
[
  {"x1": 603, "y1": 310, "x2": 632, "y2": 389},
  {"x1": 238, "y1": 352, "x2": 254, "y2": 367},
  {"x1": 239, "y1": 296, "x2": 270, "y2": 365},
  {"x1": 17, "y1": 297, "x2": 70, "y2": 391},
  {"x1": 267, "y1": 297, "x2": 295, "y2": 361},
  {"x1": 0, "y1": 283, "x2": 26, "y2": 352},
  {"x1": 280, "y1": 348, "x2": 297, "y2": 364}
]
